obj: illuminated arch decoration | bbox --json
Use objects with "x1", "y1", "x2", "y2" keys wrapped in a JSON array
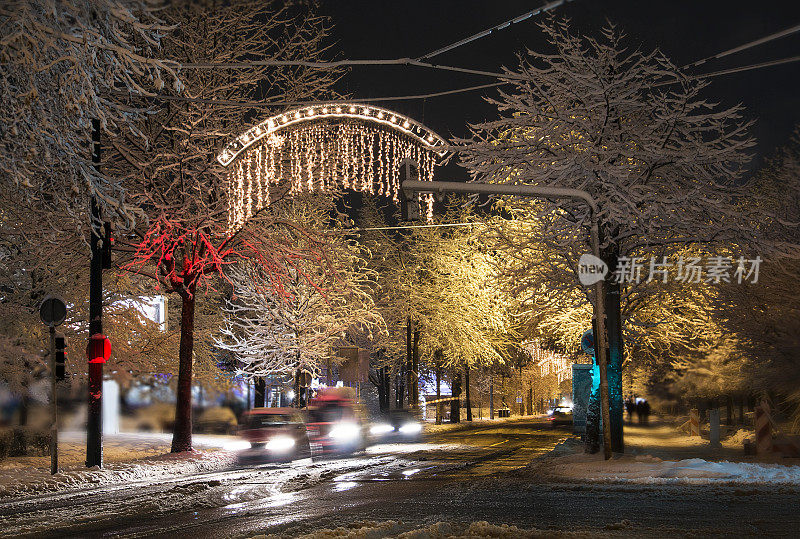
[{"x1": 217, "y1": 103, "x2": 448, "y2": 231}]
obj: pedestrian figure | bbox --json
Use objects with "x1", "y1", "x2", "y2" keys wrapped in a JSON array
[
  {"x1": 641, "y1": 400, "x2": 651, "y2": 425},
  {"x1": 635, "y1": 398, "x2": 644, "y2": 424},
  {"x1": 625, "y1": 398, "x2": 635, "y2": 423}
]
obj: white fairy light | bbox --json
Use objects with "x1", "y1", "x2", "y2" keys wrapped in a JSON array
[
  {"x1": 255, "y1": 145, "x2": 263, "y2": 210},
  {"x1": 221, "y1": 104, "x2": 446, "y2": 231}
]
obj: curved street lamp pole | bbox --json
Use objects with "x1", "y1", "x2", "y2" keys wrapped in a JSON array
[{"x1": 401, "y1": 178, "x2": 613, "y2": 459}]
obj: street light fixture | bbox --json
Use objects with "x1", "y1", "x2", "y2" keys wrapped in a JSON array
[{"x1": 401, "y1": 176, "x2": 614, "y2": 459}]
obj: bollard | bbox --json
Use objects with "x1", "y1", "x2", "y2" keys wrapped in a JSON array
[
  {"x1": 755, "y1": 400, "x2": 773, "y2": 456},
  {"x1": 709, "y1": 409, "x2": 721, "y2": 447},
  {"x1": 689, "y1": 408, "x2": 700, "y2": 437}
]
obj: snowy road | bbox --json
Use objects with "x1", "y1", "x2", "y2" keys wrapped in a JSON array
[{"x1": 2, "y1": 419, "x2": 799, "y2": 537}]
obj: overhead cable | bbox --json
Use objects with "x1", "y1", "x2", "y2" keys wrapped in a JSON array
[
  {"x1": 171, "y1": 57, "x2": 526, "y2": 81},
  {"x1": 689, "y1": 54, "x2": 800, "y2": 80},
  {"x1": 416, "y1": 0, "x2": 569, "y2": 61},
  {"x1": 118, "y1": 50, "x2": 800, "y2": 109},
  {"x1": 113, "y1": 81, "x2": 507, "y2": 108},
  {"x1": 684, "y1": 22, "x2": 800, "y2": 69}
]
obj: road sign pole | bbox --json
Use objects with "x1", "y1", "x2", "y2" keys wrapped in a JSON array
[
  {"x1": 49, "y1": 325, "x2": 58, "y2": 475},
  {"x1": 39, "y1": 296, "x2": 66, "y2": 475}
]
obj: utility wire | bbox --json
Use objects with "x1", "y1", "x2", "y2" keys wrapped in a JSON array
[
  {"x1": 113, "y1": 81, "x2": 508, "y2": 108},
  {"x1": 689, "y1": 54, "x2": 800, "y2": 80},
  {"x1": 416, "y1": 0, "x2": 569, "y2": 61},
  {"x1": 684, "y1": 22, "x2": 800, "y2": 69},
  {"x1": 118, "y1": 52, "x2": 800, "y2": 109},
  {"x1": 655, "y1": 54, "x2": 800, "y2": 87},
  {"x1": 118, "y1": 25, "x2": 800, "y2": 109},
  {"x1": 172, "y1": 57, "x2": 525, "y2": 81}
]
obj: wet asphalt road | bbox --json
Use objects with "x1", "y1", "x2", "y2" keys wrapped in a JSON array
[{"x1": 2, "y1": 418, "x2": 799, "y2": 538}]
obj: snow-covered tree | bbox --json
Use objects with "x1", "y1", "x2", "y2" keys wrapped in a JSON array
[
  {"x1": 356, "y1": 199, "x2": 519, "y2": 416},
  {"x1": 0, "y1": 0, "x2": 181, "y2": 231},
  {"x1": 409, "y1": 213, "x2": 516, "y2": 372},
  {"x1": 0, "y1": 183, "x2": 181, "y2": 411},
  {"x1": 713, "y1": 132, "x2": 800, "y2": 422},
  {"x1": 111, "y1": 0, "x2": 341, "y2": 452},
  {"x1": 458, "y1": 20, "x2": 754, "y2": 450},
  {"x1": 216, "y1": 200, "x2": 384, "y2": 383}
]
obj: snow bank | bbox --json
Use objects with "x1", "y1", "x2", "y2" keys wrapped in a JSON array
[
  {"x1": 724, "y1": 428, "x2": 755, "y2": 447},
  {"x1": 543, "y1": 452, "x2": 800, "y2": 485},
  {"x1": 251, "y1": 520, "x2": 598, "y2": 538},
  {"x1": 0, "y1": 448, "x2": 236, "y2": 499}
]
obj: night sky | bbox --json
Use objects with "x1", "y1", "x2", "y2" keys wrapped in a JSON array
[{"x1": 321, "y1": 0, "x2": 800, "y2": 181}]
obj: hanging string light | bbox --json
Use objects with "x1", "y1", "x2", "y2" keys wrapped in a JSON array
[{"x1": 219, "y1": 103, "x2": 447, "y2": 231}]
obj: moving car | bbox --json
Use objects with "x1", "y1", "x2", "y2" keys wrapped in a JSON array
[
  {"x1": 369, "y1": 409, "x2": 423, "y2": 443},
  {"x1": 305, "y1": 388, "x2": 366, "y2": 457},
  {"x1": 238, "y1": 407, "x2": 311, "y2": 462},
  {"x1": 547, "y1": 406, "x2": 574, "y2": 427}
]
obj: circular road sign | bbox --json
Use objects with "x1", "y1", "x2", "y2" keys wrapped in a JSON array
[
  {"x1": 39, "y1": 296, "x2": 67, "y2": 327},
  {"x1": 581, "y1": 328, "x2": 595, "y2": 356}
]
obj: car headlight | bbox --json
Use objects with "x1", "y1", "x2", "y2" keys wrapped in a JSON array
[
  {"x1": 265, "y1": 436, "x2": 296, "y2": 452},
  {"x1": 399, "y1": 422, "x2": 422, "y2": 435},
  {"x1": 329, "y1": 422, "x2": 360, "y2": 441},
  {"x1": 370, "y1": 423, "x2": 395, "y2": 436}
]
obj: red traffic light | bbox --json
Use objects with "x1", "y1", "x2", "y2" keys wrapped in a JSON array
[{"x1": 86, "y1": 333, "x2": 111, "y2": 364}]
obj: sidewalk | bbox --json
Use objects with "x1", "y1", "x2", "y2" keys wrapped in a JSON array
[
  {"x1": 622, "y1": 418, "x2": 753, "y2": 461},
  {"x1": 526, "y1": 417, "x2": 800, "y2": 485},
  {"x1": 0, "y1": 431, "x2": 239, "y2": 499}
]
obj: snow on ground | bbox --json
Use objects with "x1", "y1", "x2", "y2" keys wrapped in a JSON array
[
  {"x1": 0, "y1": 431, "x2": 237, "y2": 499},
  {"x1": 621, "y1": 421, "x2": 754, "y2": 462},
  {"x1": 251, "y1": 519, "x2": 607, "y2": 538},
  {"x1": 539, "y1": 450, "x2": 800, "y2": 485},
  {"x1": 528, "y1": 419, "x2": 800, "y2": 486}
]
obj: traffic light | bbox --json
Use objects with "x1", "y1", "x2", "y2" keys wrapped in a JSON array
[{"x1": 54, "y1": 334, "x2": 66, "y2": 382}]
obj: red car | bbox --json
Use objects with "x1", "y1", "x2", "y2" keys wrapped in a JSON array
[
  {"x1": 305, "y1": 388, "x2": 366, "y2": 457},
  {"x1": 238, "y1": 407, "x2": 311, "y2": 462}
]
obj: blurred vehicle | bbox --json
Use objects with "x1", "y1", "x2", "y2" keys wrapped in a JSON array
[
  {"x1": 547, "y1": 406, "x2": 573, "y2": 427},
  {"x1": 196, "y1": 406, "x2": 238, "y2": 434},
  {"x1": 238, "y1": 407, "x2": 310, "y2": 462},
  {"x1": 369, "y1": 409, "x2": 422, "y2": 443},
  {"x1": 133, "y1": 403, "x2": 174, "y2": 433},
  {"x1": 305, "y1": 388, "x2": 366, "y2": 457}
]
